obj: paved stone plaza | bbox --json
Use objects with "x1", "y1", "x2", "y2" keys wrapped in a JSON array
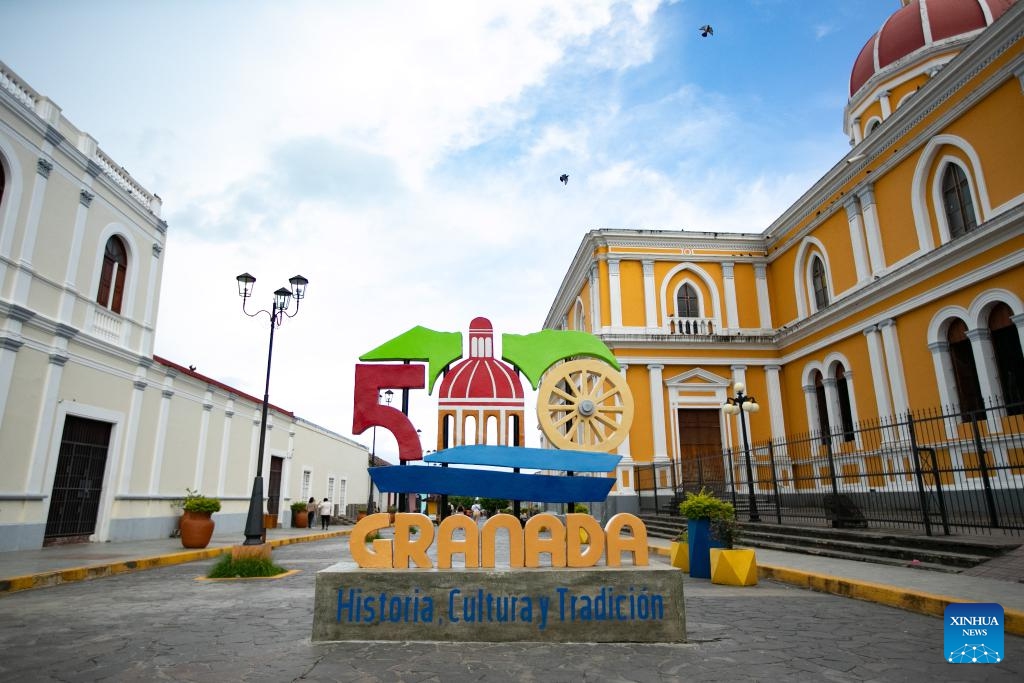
[{"x1": 0, "y1": 534, "x2": 1021, "y2": 682}]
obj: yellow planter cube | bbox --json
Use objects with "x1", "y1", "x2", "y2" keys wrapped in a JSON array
[
  {"x1": 709, "y1": 548, "x2": 758, "y2": 586},
  {"x1": 669, "y1": 542, "x2": 689, "y2": 571}
]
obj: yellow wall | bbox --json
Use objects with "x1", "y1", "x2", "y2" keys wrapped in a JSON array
[{"x1": 619, "y1": 260, "x2": 645, "y2": 327}]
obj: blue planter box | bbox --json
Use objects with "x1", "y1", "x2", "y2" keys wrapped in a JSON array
[{"x1": 687, "y1": 519, "x2": 725, "y2": 579}]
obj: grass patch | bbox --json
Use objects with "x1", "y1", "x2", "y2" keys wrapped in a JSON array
[{"x1": 207, "y1": 555, "x2": 287, "y2": 579}]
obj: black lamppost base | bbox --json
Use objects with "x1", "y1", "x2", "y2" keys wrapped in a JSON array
[{"x1": 242, "y1": 475, "x2": 266, "y2": 545}]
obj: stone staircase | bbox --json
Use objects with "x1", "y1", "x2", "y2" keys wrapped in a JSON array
[{"x1": 637, "y1": 513, "x2": 1021, "y2": 574}]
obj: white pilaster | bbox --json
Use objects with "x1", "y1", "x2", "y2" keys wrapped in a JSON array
[
  {"x1": 965, "y1": 329, "x2": 1000, "y2": 402},
  {"x1": 11, "y1": 157, "x2": 52, "y2": 304},
  {"x1": 822, "y1": 377, "x2": 843, "y2": 445},
  {"x1": 588, "y1": 264, "x2": 600, "y2": 333},
  {"x1": 25, "y1": 346, "x2": 70, "y2": 493},
  {"x1": 878, "y1": 90, "x2": 892, "y2": 119},
  {"x1": 608, "y1": 258, "x2": 622, "y2": 329},
  {"x1": 117, "y1": 369, "x2": 148, "y2": 493},
  {"x1": 193, "y1": 388, "x2": 214, "y2": 491},
  {"x1": 648, "y1": 364, "x2": 667, "y2": 461},
  {"x1": 754, "y1": 264, "x2": 773, "y2": 330},
  {"x1": 852, "y1": 117, "x2": 863, "y2": 145},
  {"x1": 141, "y1": 243, "x2": 163, "y2": 355},
  {"x1": 844, "y1": 197, "x2": 870, "y2": 285},
  {"x1": 863, "y1": 325, "x2": 893, "y2": 419},
  {"x1": 642, "y1": 260, "x2": 657, "y2": 331},
  {"x1": 722, "y1": 262, "x2": 739, "y2": 332},
  {"x1": 216, "y1": 396, "x2": 235, "y2": 497},
  {"x1": 613, "y1": 363, "x2": 636, "y2": 495},
  {"x1": 148, "y1": 373, "x2": 175, "y2": 495},
  {"x1": 57, "y1": 187, "x2": 94, "y2": 323},
  {"x1": 878, "y1": 319, "x2": 909, "y2": 415},
  {"x1": 928, "y1": 341, "x2": 956, "y2": 411},
  {"x1": 859, "y1": 186, "x2": 886, "y2": 275},
  {"x1": 764, "y1": 364, "x2": 786, "y2": 440}
]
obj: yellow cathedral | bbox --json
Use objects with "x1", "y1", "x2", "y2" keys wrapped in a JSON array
[{"x1": 543, "y1": 0, "x2": 1024, "y2": 526}]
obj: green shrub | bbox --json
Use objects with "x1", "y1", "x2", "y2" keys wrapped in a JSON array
[
  {"x1": 207, "y1": 555, "x2": 286, "y2": 578},
  {"x1": 572, "y1": 503, "x2": 590, "y2": 514},
  {"x1": 678, "y1": 488, "x2": 733, "y2": 521},
  {"x1": 678, "y1": 488, "x2": 736, "y2": 549},
  {"x1": 182, "y1": 494, "x2": 221, "y2": 514},
  {"x1": 290, "y1": 501, "x2": 308, "y2": 514}
]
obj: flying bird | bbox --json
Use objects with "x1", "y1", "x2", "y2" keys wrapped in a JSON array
[
  {"x1": 699, "y1": 25, "x2": 713, "y2": 37},
  {"x1": 559, "y1": 174, "x2": 569, "y2": 185}
]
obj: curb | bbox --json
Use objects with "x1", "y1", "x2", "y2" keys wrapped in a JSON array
[
  {"x1": 0, "y1": 529, "x2": 351, "y2": 596},
  {"x1": 649, "y1": 543, "x2": 1024, "y2": 636}
]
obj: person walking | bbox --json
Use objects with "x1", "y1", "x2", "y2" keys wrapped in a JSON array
[
  {"x1": 319, "y1": 497, "x2": 333, "y2": 530},
  {"x1": 306, "y1": 497, "x2": 317, "y2": 529},
  {"x1": 471, "y1": 499, "x2": 482, "y2": 522}
]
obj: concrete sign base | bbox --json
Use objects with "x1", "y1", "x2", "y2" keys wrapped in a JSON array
[{"x1": 312, "y1": 564, "x2": 685, "y2": 642}]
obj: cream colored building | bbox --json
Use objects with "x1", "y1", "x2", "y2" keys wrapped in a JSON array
[{"x1": 0, "y1": 61, "x2": 369, "y2": 551}]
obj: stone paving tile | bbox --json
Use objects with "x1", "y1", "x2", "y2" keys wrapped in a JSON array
[{"x1": 0, "y1": 536, "x2": 1022, "y2": 682}]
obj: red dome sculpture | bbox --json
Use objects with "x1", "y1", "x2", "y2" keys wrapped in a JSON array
[
  {"x1": 850, "y1": 0, "x2": 1015, "y2": 97},
  {"x1": 438, "y1": 317, "x2": 524, "y2": 405}
]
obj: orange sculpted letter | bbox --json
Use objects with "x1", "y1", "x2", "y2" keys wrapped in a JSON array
[
  {"x1": 480, "y1": 513, "x2": 524, "y2": 568},
  {"x1": 349, "y1": 512, "x2": 393, "y2": 568},
  {"x1": 604, "y1": 513, "x2": 649, "y2": 567},
  {"x1": 437, "y1": 514, "x2": 479, "y2": 569},
  {"x1": 523, "y1": 513, "x2": 566, "y2": 568},
  {"x1": 393, "y1": 513, "x2": 435, "y2": 569},
  {"x1": 565, "y1": 513, "x2": 605, "y2": 568}
]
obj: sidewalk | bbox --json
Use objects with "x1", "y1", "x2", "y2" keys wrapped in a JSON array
[
  {"x1": 0, "y1": 525, "x2": 352, "y2": 593},
  {"x1": 2, "y1": 525, "x2": 1022, "y2": 636}
]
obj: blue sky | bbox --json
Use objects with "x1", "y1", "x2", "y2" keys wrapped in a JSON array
[{"x1": 0, "y1": 1, "x2": 900, "y2": 459}]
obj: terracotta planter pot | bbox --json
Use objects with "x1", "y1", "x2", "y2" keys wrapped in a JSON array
[
  {"x1": 180, "y1": 511, "x2": 215, "y2": 549},
  {"x1": 293, "y1": 510, "x2": 308, "y2": 528}
]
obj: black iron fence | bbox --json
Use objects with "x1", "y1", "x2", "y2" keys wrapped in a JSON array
[{"x1": 635, "y1": 401, "x2": 1024, "y2": 536}]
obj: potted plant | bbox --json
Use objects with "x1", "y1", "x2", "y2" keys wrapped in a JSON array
[
  {"x1": 669, "y1": 528, "x2": 689, "y2": 571},
  {"x1": 291, "y1": 501, "x2": 309, "y2": 528},
  {"x1": 678, "y1": 488, "x2": 734, "y2": 579},
  {"x1": 387, "y1": 505, "x2": 397, "y2": 523},
  {"x1": 180, "y1": 493, "x2": 221, "y2": 549}
]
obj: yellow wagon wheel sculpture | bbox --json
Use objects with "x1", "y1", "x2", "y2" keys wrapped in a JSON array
[{"x1": 537, "y1": 358, "x2": 634, "y2": 452}]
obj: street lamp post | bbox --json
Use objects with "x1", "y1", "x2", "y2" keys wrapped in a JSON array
[
  {"x1": 236, "y1": 272, "x2": 309, "y2": 546},
  {"x1": 367, "y1": 389, "x2": 393, "y2": 515},
  {"x1": 722, "y1": 382, "x2": 761, "y2": 523}
]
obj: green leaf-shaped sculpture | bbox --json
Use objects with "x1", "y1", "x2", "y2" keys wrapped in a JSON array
[
  {"x1": 501, "y1": 330, "x2": 620, "y2": 389},
  {"x1": 359, "y1": 326, "x2": 463, "y2": 393}
]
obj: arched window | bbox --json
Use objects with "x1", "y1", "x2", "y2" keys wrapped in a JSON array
[
  {"x1": 947, "y1": 319, "x2": 984, "y2": 419},
  {"x1": 813, "y1": 370, "x2": 830, "y2": 443},
  {"x1": 96, "y1": 236, "x2": 128, "y2": 314},
  {"x1": 810, "y1": 256, "x2": 829, "y2": 310},
  {"x1": 676, "y1": 283, "x2": 699, "y2": 317},
  {"x1": 942, "y1": 164, "x2": 977, "y2": 239},
  {"x1": 573, "y1": 299, "x2": 586, "y2": 331},
  {"x1": 989, "y1": 303, "x2": 1024, "y2": 415},
  {"x1": 835, "y1": 364, "x2": 855, "y2": 442},
  {"x1": 867, "y1": 119, "x2": 881, "y2": 135}
]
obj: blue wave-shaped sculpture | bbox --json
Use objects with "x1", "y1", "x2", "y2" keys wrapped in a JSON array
[
  {"x1": 423, "y1": 445, "x2": 620, "y2": 472},
  {"x1": 371, "y1": 444, "x2": 620, "y2": 503}
]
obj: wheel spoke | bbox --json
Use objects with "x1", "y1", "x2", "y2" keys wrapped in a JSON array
[
  {"x1": 552, "y1": 386, "x2": 575, "y2": 402},
  {"x1": 551, "y1": 412, "x2": 575, "y2": 431},
  {"x1": 593, "y1": 412, "x2": 619, "y2": 430}
]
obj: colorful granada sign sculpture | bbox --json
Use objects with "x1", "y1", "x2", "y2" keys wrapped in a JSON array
[
  {"x1": 311, "y1": 317, "x2": 686, "y2": 643},
  {"x1": 351, "y1": 317, "x2": 636, "y2": 507}
]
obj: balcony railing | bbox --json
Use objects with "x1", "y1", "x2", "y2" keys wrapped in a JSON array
[{"x1": 666, "y1": 315, "x2": 716, "y2": 336}]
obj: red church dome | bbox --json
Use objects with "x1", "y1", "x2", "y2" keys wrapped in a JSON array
[
  {"x1": 438, "y1": 317, "x2": 524, "y2": 404},
  {"x1": 850, "y1": 0, "x2": 1015, "y2": 98}
]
